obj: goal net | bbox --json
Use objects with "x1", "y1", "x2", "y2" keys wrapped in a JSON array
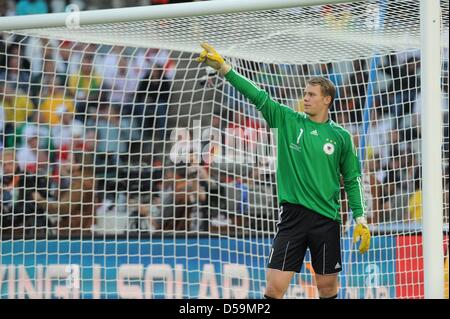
[{"x1": 0, "y1": 0, "x2": 448, "y2": 299}]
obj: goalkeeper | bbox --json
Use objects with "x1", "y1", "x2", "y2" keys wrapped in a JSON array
[{"x1": 197, "y1": 43, "x2": 371, "y2": 299}]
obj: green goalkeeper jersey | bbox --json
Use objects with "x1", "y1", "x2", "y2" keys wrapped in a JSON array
[{"x1": 225, "y1": 69, "x2": 366, "y2": 222}]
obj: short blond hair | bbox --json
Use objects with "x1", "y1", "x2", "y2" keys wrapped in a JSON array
[{"x1": 307, "y1": 77, "x2": 336, "y2": 107}]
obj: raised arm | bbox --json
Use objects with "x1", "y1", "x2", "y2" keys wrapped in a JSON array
[{"x1": 197, "y1": 42, "x2": 296, "y2": 128}]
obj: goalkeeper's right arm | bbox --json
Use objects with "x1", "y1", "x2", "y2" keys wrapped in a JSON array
[
  {"x1": 196, "y1": 42, "x2": 232, "y2": 76},
  {"x1": 197, "y1": 42, "x2": 296, "y2": 128}
]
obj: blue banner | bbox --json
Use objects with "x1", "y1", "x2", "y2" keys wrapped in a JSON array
[
  {"x1": 1, "y1": 236, "x2": 397, "y2": 299},
  {"x1": 1, "y1": 238, "x2": 271, "y2": 299}
]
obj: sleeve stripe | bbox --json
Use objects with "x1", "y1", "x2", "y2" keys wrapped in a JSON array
[
  {"x1": 356, "y1": 176, "x2": 366, "y2": 217},
  {"x1": 256, "y1": 94, "x2": 269, "y2": 110}
]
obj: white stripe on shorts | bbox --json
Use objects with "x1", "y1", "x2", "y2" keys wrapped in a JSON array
[{"x1": 281, "y1": 241, "x2": 290, "y2": 271}]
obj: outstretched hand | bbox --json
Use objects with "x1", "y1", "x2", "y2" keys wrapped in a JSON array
[{"x1": 197, "y1": 42, "x2": 231, "y2": 75}]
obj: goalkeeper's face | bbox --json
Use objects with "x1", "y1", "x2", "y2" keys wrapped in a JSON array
[{"x1": 303, "y1": 84, "x2": 332, "y2": 117}]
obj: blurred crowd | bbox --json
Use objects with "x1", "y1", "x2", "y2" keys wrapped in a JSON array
[
  {"x1": 0, "y1": 33, "x2": 179, "y2": 238},
  {"x1": 0, "y1": 2, "x2": 449, "y2": 240}
]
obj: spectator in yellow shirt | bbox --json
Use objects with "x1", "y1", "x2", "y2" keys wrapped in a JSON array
[
  {"x1": 408, "y1": 190, "x2": 422, "y2": 221},
  {"x1": 67, "y1": 53, "x2": 102, "y2": 101},
  {"x1": 0, "y1": 81, "x2": 35, "y2": 125},
  {"x1": 39, "y1": 85, "x2": 75, "y2": 125}
]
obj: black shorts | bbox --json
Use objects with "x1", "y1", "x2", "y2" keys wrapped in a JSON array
[{"x1": 267, "y1": 203, "x2": 342, "y2": 275}]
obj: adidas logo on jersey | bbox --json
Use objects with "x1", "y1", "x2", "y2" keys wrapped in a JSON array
[
  {"x1": 335, "y1": 262, "x2": 341, "y2": 269},
  {"x1": 310, "y1": 130, "x2": 318, "y2": 136}
]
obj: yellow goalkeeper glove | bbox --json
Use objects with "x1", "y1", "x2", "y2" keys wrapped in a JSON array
[
  {"x1": 353, "y1": 217, "x2": 371, "y2": 254},
  {"x1": 197, "y1": 42, "x2": 231, "y2": 75}
]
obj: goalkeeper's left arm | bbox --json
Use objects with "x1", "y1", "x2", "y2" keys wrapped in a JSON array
[{"x1": 340, "y1": 131, "x2": 371, "y2": 254}]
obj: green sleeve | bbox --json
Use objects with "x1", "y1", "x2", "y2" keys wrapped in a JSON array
[
  {"x1": 224, "y1": 69, "x2": 296, "y2": 128},
  {"x1": 340, "y1": 132, "x2": 366, "y2": 219}
]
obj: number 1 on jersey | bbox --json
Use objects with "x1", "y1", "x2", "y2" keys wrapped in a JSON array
[{"x1": 297, "y1": 128, "x2": 304, "y2": 144}]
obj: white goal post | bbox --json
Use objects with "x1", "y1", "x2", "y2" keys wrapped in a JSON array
[
  {"x1": 420, "y1": 0, "x2": 444, "y2": 299},
  {"x1": 0, "y1": 0, "x2": 448, "y2": 299}
]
